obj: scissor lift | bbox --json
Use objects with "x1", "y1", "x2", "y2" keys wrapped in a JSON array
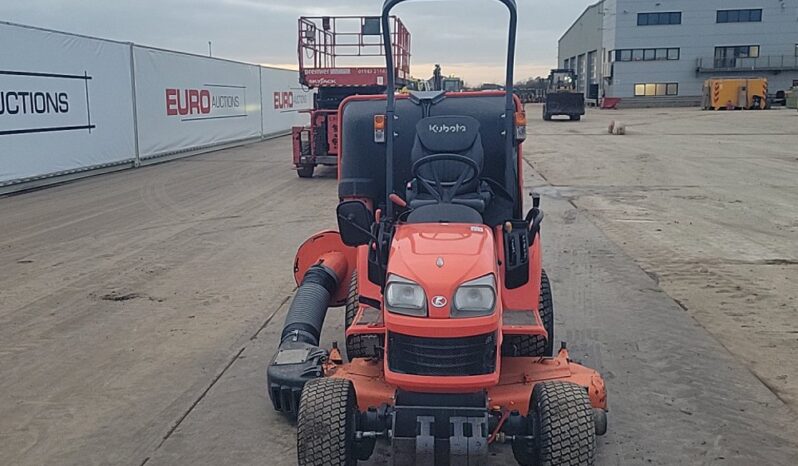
[{"x1": 292, "y1": 16, "x2": 411, "y2": 177}]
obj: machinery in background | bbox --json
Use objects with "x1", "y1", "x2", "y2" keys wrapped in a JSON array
[
  {"x1": 542, "y1": 68, "x2": 585, "y2": 121},
  {"x1": 427, "y1": 64, "x2": 464, "y2": 92},
  {"x1": 702, "y1": 77, "x2": 768, "y2": 110},
  {"x1": 291, "y1": 16, "x2": 411, "y2": 177},
  {"x1": 514, "y1": 86, "x2": 546, "y2": 104}
]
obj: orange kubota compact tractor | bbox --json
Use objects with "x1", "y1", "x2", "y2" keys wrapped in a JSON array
[{"x1": 267, "y1": 1, "x2": 608, "y2": 464}]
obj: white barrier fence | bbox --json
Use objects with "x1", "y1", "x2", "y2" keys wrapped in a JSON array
[{"x1": 0, "y1": 21, "x2": 312, "y2": 191}]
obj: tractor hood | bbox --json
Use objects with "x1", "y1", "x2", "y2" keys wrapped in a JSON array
[{"x1": 386, "y1": 223, "x2": 498, "y2": 319}]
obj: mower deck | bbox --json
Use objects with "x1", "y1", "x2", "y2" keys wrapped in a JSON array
[
  {"x1": 317, "y1": 347, "x2": 606, "y2": 465},
  {"x1": 326, "y1": 348, "x2": 607, "y2": 415}
]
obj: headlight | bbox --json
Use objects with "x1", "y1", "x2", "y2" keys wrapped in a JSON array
[
  {"x1": 453, "y1": 274, "x2": 496, "y2": 317},
  {"x1": 385, "y1": 274, "x2": 427, "y2": 316}
]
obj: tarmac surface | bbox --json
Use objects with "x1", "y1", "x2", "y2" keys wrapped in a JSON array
[{"x1": 1, "y1": 106, "x2": 797, "y2": 465}]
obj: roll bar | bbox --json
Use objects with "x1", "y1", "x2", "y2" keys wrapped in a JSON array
[{"x1": 380, "y1": 0, "x2": 518, "y2": 216}]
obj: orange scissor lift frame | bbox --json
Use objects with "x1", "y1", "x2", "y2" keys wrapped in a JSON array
[
  {"x1": 292, "y1": 15, "x2": 410, "y2": 178},
  {"x1": 269, "y1": 1, "x2": 608, "y2": 465}
]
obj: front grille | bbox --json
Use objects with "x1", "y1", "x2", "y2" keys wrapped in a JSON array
[{"x1": 387, "y1": 331, "x2": 497, "y2": 376}]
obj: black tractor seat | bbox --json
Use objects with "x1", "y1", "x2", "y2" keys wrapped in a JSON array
[{"x1": 406, "y1": 115, "x2": 493, "y2": 213}]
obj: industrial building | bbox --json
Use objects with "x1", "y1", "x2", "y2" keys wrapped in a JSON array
[{"x1": 559, "y1": 0, "x2": 798, "y2": 104}]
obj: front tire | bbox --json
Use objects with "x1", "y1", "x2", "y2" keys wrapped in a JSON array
[
  {"x1": 512, "y1": 381, "x2": 597, "y2": 466},
  {"x1": 502, "y1": 270, "x2": 554, "y2": 357},
  {"x1": 297, "y1": 378, "x2": 358, "y2": 466}
]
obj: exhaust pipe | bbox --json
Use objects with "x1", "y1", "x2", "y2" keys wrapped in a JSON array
[{"x1": 267, "y1": 253, "x2": 347, "y2": 414}]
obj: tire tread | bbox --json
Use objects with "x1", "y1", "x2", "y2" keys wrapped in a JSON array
[
  {"x1": 345, "y1": 272, "x2": 375, "y2": 359},
  {"x1": 297, "y1": 378, "x2": 356, "y2": 466},
  {"x1": 502, "y1": 270, "x2": 554, "y2": 357},
  {"x1": 534, "y1": 381, "x2": 596, "y2": 466}
]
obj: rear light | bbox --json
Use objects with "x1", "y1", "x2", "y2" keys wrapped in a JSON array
[
  {"x1": 514, "y1": 111, "x2": 527, "y2": 141},
  {"x1": 374, "y1": 114, "x2": 386, "y2": 143}
]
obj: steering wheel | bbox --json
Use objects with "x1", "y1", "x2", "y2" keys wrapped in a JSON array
[{"x1": 411, "y1": 153, "x2": 480, "y2": 203}]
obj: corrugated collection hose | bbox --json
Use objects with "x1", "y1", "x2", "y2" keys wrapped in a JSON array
[{"x1": 280, "y1": 263, "x2": 340, "y2": 347}]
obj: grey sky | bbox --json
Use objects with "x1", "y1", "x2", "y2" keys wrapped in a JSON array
[{"x1": 1, "y1": 0, "x2": 595, "y2": 85}]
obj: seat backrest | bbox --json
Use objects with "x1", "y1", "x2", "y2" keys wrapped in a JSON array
[
  {"x1": 411, "y1": 115, "x2": 483, "y2": 192},
  {"x1": 338, "y1": 93, "x2": 518, "y2": 223}
]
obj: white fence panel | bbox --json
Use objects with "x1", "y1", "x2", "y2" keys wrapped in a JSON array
[
  {"x1": 0, "y1": 22, "x2": 136, "y2": 185},
  {"x1": 133, "y1": 47, "x2": 262, "y2": 159},
  {"x1": 260, "y1": 67, "x2": 313, "y2": 137}
]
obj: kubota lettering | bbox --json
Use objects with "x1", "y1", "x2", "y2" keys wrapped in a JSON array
[{"x1": 428, "y1": 123, "x2": 467, "y2": 134}]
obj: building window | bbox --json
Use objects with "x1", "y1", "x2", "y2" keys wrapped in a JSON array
[
  {"x1": 634, "y1": 82, "x2": 678, "y2": 97},
  {"x1": 615, "y1": 48, "x2": 679, "y2": 62},
  {"x1": 714, "y1": 45, "x2": 760, "y2": 67},
  {"x1": 638, "y1": 12, "x2": 681, "y2": 26},
  {"x1": 620, "y1": 49, "x2": 632, "y2": 61},
  {"x1": 717, "y1": 9, "x2": 762, "y2": 23}
]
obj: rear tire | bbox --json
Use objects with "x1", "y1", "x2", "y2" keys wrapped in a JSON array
[
  {"x1": 512, "y1": 381, "x2": 596, "y2": 466},
  {"x1": 297, "y1": 141, "x2": 314, "y2": 178},
  {"x1": 345, "y1": 272, "x2": 380, "y2": 359},
  {"x1": 570, "y1": 115, "x2": 582, "y2": 121},
  {"x1": 502, "y1": 270, "x2": 554, "y2": 357},
  {"x1": 297, "y1": 378, "x2": 358, "y2": 466},
  {"x1": 297, "y1": 164, "x2": 315, "y2": 178}
]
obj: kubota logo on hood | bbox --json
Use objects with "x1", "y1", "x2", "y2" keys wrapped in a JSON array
[{"x1": 428, "y1": 123, "x2": 467, "y2": 134}]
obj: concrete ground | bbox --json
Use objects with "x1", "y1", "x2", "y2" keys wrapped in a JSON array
[
  {"x1": 0, "y1": 106, "x2": 797, "y2": 466},
  {"x1": 527, "y1": 104, "x2": 798, "y2": 410}
]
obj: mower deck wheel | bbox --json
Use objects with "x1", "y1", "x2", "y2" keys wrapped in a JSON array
[
  {"x1": 502, "y1": 270, "x2": 554, "y2": 357},
  {"x1": 345, "y1": 271, "x2": 382, "y2": 359},
  {"x1": 297, "y1": 378, "x2": 358, "y2": 466}
]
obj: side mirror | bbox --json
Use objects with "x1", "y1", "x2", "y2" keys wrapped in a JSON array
[{"x1": 337, "y1": 201, "x2": 375, "y2": 247}]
